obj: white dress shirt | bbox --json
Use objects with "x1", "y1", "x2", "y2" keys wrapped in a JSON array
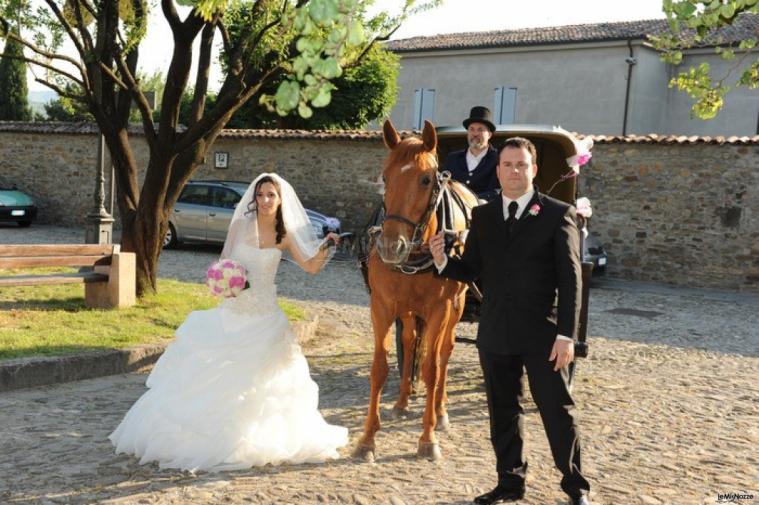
[
  {"x1": 501, "y1": 188, "x2": 535, "y2": 220},
  {"x1": 465, "y1": 148, "x2": 488, "y2": 173},
  {"x1": 435, "y1": 188, "x2": 573, "y2": 343}
]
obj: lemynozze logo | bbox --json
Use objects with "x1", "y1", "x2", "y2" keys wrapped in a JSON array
[{"x1": 716, "y1": 491, "x2": 755, "y2": 504}]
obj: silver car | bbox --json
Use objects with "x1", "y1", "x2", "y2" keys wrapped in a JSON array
[{"x1": 163, "y1": 180, "x2": 341, "y2": 248}]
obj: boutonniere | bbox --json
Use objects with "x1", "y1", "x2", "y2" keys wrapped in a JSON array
[{"x1": 528, "y1": 203, "x2": 541, "y2": 217}]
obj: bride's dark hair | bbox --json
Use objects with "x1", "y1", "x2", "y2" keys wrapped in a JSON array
[{"x1": 246, "y1": 176, "x2": 286, "y2": 244}]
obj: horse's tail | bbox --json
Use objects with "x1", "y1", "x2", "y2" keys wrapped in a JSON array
[
  {"x1": 410, "y1": 316, "x2": 426, "y2": 385},
  {"x1": 359, "y1": 256, "x2": 370, "y2": 294}
]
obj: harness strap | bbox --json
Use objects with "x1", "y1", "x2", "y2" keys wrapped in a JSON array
[{"x1": 368, "y1": 171, "x2": 475, "y2": 276}]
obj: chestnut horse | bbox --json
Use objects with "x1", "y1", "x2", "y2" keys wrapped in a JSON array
[{"x1": 354, "y1": 119, "x2": 478, "y2": 461}]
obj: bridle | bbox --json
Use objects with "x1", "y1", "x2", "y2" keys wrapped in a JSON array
[
  {"x1": 369, "y1": 169, "x2": 462, "y2": 275},
  {"x1": 383, "y1": 169, "x2": 447, "y2": 249}
]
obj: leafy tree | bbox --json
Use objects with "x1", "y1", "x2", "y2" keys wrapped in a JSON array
[
  {"x1": 650, "y1": 1, "x2": 758, "y2": 119},
  {"x1": 226, "y1": 36, "x2": 399, "y2": 129},
  {"x1": 0, "y1": 31, "x2": 31, "y2": 120},
  {"x1": 42, "y1": 72, "x2": 164, "y2": 122},
  {"x1": 0, "y1": 0, "x2": 438, "y2": 296},
  {"x1": 42, "y1": 84, "x2": 93, "y2": 120}
]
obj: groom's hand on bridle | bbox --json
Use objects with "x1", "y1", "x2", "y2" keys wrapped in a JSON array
[
  {"x1": 429, "y1": 231, "x2": 446, "y2": 265},
  {"x1": 549, "y1": 338, "x2": 575, "y2": 371}
]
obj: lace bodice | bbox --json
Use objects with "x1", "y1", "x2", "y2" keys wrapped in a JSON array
[{"x1": 220, "y1": 244, "x2": 282, "y2": 315}]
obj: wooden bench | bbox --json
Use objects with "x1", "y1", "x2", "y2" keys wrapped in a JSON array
[{"x1": 0, "y1": 244, "x2": 136, "y2": 309}]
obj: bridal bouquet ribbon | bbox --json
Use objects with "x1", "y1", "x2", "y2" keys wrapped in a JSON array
[{"x1": 206, "y1": 259, "x2": 247, "y2": 298}]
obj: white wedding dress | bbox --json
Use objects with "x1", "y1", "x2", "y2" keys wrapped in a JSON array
[{"x1": 109, "y1": 243, "x2": 348, "y2": 472}]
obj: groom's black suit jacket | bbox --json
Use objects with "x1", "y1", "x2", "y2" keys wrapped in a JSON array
[{"x1": 440, "y1": 190, "x2": 582, "y2": 355}]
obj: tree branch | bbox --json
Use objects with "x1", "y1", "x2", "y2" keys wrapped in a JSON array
[
  {"x1": 189, "y1": 20, "x2": 217, "y2": 126},
  {"x1": 32, "y1": 77, "x2": 87, "y2": 102},
  {"x1": 41, "y1": 0, "x2": 88, "y2": 60},
  {"x1": 99, "y1": 61, "x2": 128, "y2": 90},
  {"x1": 176, "y1": 61, "x2": 281, "y2": 153},
  {"x1": 0, "y1": 51, "x2": 85, "y2": 87},
  {"x1": 1, "y1": 28, "x2": 86, "y2": 75},
  {"x1": 161, "y1": 0, "x2": 182, "y2": 33},
  {"x1": 218, "y1": 19, "x2": 232, "y2": 55},
  {"x1": 70, "y1": 0, "x2": 95, "y2": 54},
  {"x1": 114, "y1": 53, "x2": 158, "y2": 148}
]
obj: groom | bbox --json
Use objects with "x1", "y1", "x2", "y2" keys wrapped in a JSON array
[{"x1": 430, "y1": 137, "x2": 590, "y2": 504}]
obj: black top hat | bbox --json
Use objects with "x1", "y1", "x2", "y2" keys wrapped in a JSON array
[{"x1": 462, "y1": 106, "x2": 495, "y2": 132}]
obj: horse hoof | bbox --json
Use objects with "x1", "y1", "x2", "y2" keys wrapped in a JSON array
[
  {"x1": 352, "y1": 445, "x2": 375, "y2": 463},
  {"x1": 390, "y1": 406, "x2": 410, "y2": 419},
  {"x1": 436, "y1": 413, "x2": 450, "y2": 431},
  {"x1": 417, "y1": 441, "x2": 442, "y2": 461}
]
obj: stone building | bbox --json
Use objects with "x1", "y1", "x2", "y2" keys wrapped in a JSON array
[{"x1": 386, "y1": 15, "x2": 759, "y2": 136}]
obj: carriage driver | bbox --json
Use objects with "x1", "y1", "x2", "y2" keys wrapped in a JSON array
[{"x1": 442, "y1": 106, "x2": 501, "y2": 202}]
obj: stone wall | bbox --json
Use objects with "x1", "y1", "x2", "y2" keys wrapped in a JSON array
[
  {"x1": 1, "y1": 124, "x2": 757, "y2": 292},
  {"x1": 0, "y1": 128, "x2": 387, "y2": 232},
  {"x1": 578, "y1": 142, "x2": 759, "y2": 291}
]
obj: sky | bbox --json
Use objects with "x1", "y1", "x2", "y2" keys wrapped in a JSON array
[{"x1": 28, "y1": 0, "x2": 668, "y2": 93}]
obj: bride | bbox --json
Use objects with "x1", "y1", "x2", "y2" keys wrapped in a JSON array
[{"x1": 109, "y1": 173, "x2": 348, "y2": 472}]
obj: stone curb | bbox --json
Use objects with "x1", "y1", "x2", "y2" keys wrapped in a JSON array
[{"x1": 0, "y1": 313, "x2": 319, "y2": 392}]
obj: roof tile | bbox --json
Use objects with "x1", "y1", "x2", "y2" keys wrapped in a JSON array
[
  {"x1": 1, "y1": 121, "x2": 757, "y2": 145},
  {"x1": 386, "y1": 14, "x2": 757, "y2": 52}
]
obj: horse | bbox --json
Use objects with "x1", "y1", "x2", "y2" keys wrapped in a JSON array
[{"x1": 353, "y1": 119, "x2": 479, "y2": 462}]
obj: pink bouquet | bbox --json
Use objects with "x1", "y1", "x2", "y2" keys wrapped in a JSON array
[{"x1": 206, "y1": 259, "x2": 247, "y2": 298}]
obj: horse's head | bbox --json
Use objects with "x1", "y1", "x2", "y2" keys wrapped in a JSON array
[{"x1": 377, "y1": 119, "x2": 439, "y2": 266}]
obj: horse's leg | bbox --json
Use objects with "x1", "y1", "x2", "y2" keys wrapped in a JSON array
[
  {"x1": 353, "y1": 302, "x2": 394, "y2": 462},
  {"x1": 392, "y1": 312, "x2": 416, "y2": 418},
  {"x1": 435, "y1": 292, "x2": 465, "y2": 431},
  {"x1": 416, "y1": 308, "x2": 449, "y2": 461}
]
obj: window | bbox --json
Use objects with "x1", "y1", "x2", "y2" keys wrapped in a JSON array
[
  {"x1": 413, "y1": 88, "x2": 435, "y2": 129},
  {"x1": 494, "y1": 87, "x2": 517, "y2": 124},
  {"x1": 178, "y1": 185, "x2": 211, "y2": 205},
  {"x1": 212, "y1": 187, "x2": 241, "y2": 209}
]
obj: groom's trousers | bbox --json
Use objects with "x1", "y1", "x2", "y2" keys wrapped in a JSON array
[{"x1": 478, "y1": 349, "x2": 590, "y2": 499}]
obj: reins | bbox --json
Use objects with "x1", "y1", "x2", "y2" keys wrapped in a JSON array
[{"x1": 367, "y1": 171, "x2": 471, "y2": 275}]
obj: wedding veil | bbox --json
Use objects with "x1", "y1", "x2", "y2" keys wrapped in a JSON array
[{"x1": 220, "y1": 173, "x2": 330, "y2": 265}]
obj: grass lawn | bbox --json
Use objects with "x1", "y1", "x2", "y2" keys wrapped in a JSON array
[{"x1": 0, "y1": 269, "x2": 304, "y2": 360}]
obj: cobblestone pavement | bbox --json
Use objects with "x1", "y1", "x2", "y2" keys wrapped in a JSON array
[{"x1": 1, "y1": 226, "x2": 758, "y2": 504}]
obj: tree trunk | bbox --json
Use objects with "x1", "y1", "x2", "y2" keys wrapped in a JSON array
[{"x1": 120, "y1": 205, "x2": 169, "y2": 297}]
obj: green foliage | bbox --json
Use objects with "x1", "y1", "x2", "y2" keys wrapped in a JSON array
[
  {"x1": 43, "y1": 96, "x2": 92, "y2": 121},
  {"x1": 41, "y1": 83, "x2": 93, "y2": 121},
  {"x1": 226, "y1": 44, "x2": 398, "y2": 129},
  {"x1": 42, "y1": 71, "x2": 165, "y2": 122},
  {"x1": 650, "y1": 0, "x2": 759, "y2": 119},
  {"x1": 0, "y1": 34, "x2": 31, "y2": 120},
  {"x1": 257, "y1": 0, "x2": 368, "y2": 117}
]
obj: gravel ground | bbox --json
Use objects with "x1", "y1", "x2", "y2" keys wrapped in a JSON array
[{"x1": 1, "y1": 225, "x2": 757, "y2": 505}]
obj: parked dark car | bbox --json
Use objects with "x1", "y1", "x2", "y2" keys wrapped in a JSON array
[
  {"x1": 0, "y1": 185, "x2": 37, "y2": 227},
  {"x1": 163, "y1": 180, "x2": 341, "y2": 248},
  {"x1": 583, "y1": 233, "x2": 608, "y2": 274}
]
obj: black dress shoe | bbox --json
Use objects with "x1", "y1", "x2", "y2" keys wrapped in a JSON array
[
  {"x1": 473, "y1": 485, "x2": 525, "y2": 504},
  {"x1": 568, "y1": 496, "x2": 590, "y2": 505}
]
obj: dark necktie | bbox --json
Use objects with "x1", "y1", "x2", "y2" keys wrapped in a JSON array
[{"x1": 506, "y1": 201, "x2": 518, "y2": 235}]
